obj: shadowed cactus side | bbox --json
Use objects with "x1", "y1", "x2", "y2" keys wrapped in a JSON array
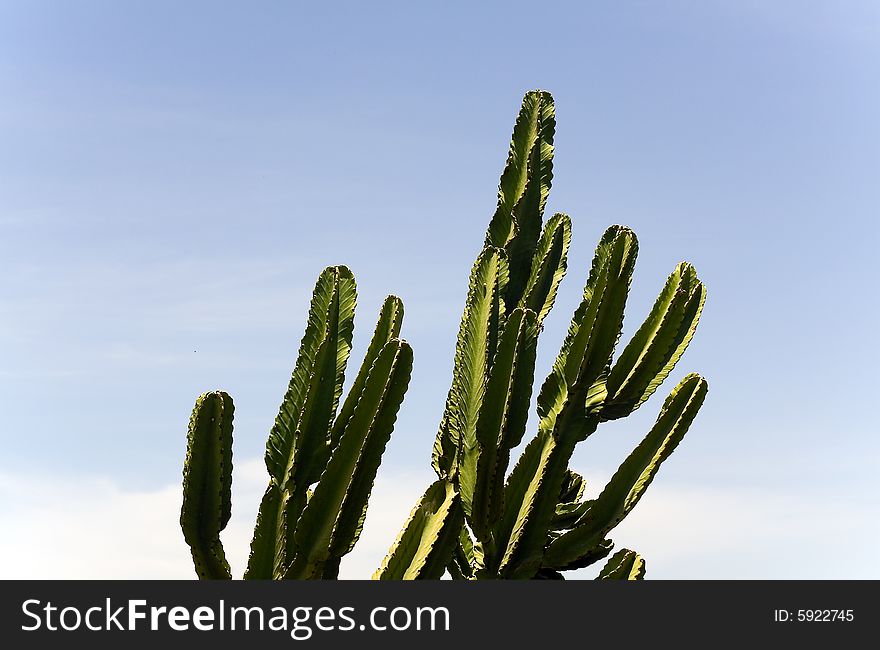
[
  {"x1": 596, "y1": 549, "x2": 646, "y2": 580},
  {"x1": 377, "y1": 90, "x2": 708, "y2": 580},
  {"x1": 181, "y1": 267, "x2": 413, "y2": 579},
  {"x1": 180, "y1": 390, "x2": 235, "y2": 579}
]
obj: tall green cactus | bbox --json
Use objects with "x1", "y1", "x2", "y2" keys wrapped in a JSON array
[
  {"x1": 378, "y1": 90, "x2": 708, "y2": 580},
  {"x1": 181, "y1": 267, "x2": 413, "y2": 579},
  {"x1": 180, "y1": 89, "x2": 707, "y2": 581}
]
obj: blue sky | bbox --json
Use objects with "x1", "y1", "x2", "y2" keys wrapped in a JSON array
[{"x1": 1, "y1": 1, "x2": 878, "y2": 578}]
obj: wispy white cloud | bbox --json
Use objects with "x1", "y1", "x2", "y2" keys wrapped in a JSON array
[
  {"x1": 0, "y1": 460, "x2": 426, "y2": 579},
  {"x1": 0, "y1": 473, "x2": 188, "y2": 579},
  {"x1": 1, "y1": 463, "x2": 876, "y2": 580},
  {"x1": 581, "y1": 481, "x2": 880, "y2": 579}
]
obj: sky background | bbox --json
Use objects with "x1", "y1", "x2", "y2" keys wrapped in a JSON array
[{"x1": 1, "y1": 1, "x2": 877, "y2": 579}]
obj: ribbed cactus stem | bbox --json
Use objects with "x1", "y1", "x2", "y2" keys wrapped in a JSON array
[
  {"x1": 181, "y1": 268, "x2": 412, "y2": 580},
  {"x1": 380, "y1": 89, "x2": 708, "y2": 581}
]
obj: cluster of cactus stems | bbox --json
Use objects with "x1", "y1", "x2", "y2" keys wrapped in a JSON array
[
  {"x1": 181, "y1": 270, "x2": 413, "y2": 579},
  {"x1": 181, "y1": 90, "x2": 707, "y2": 581},
  {"x1": 374, "y1": 91, "x2": 707, "y2": 581}
]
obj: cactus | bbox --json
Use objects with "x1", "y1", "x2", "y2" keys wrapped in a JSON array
[
  {"x1": 180, "y1": 266, "x2": 413, "y2": 579},
  {"x1": 180, "y1": 90, "x2": 707, "y2": 581},
  {"x1": 596, "y1": 549, "x2": 646, "y2": 580},
  {"x1": 378, "y1": 90, "x2": 708, "y2": 580}
]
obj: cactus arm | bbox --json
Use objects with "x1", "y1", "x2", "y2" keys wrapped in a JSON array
[
  {"x1": 544, "y1": 538, "x2": 614, "y2": 572},
  {"x1": 430, "y1": 92, "x2": 556, "y2": 534},
  {"x1": 469, "y1": 307, "x2": 539, "y2": 541},
  {"x1": 485, "y1": 91, "x2": 556, "y2": 309},
  {"x1": 566, "y1": 226, "x2": 638, "y2": 418},
  {"x1": 286, "y1": 271, "x2": 358, "y2": 487},
  {"x1": 180, "y1": 391, "x2": 234, "y2": 580},
  {"x1": 252, "y1": 266, "x2": 356, "y2": 577},
  {"x1": 600, "y1": 373, "x2": 707, "y2": 518},
  {"x1": 491, "y1": 429, "x2": 577, "y2": 579},
  {"x1": 549, "y1": 470, "x2": 590, "y2": 535},
  {"x1": 552, "y1": 498, "x2": 594, "y2": 531},
  {"x1": 536, "y1": 226, "x2": 638, "y2": 439},
  {"x1": 519, "y1": 213, "x2": 571, "y2": 323},
  {"x1": 373, "y1": 480, "x2": 463, "y2": 580},
  {"x1": 559, "y1": 469, "x2": 586, "y2": 503},
  {"x1": 451, "y1": 527, "x2": 478, "y2": 579},
  {"x1": 596, "y1": 549, "x2": 646, "y2": 580},
  {"x1": 430, "y1": 417, "x2": 456, "y2": 483},
  {"x1": 448, "y1": 527, "x2": 479, "y2": 580},
  {"x1": 243, "y1": 485, "x2": 284, "y2": 579},
  {"x1": 286, "y1": 340, "x2": 413, "y2": 578},
  {"x1": 603, "y1": 263, "x2": 706, "y2": 419},
  {"x1": 640, "y1": 274, "x2": 704, "y2": 407},
  {"x1": 263, "y1": 266, "x2": 356, "y2": 484},
  {"x1": 329, "y1": 295, "x2": 404, "y2": 451},
  {"x1": 486, "y1": 91, "x2": 555, "y2": 250},
  {"x1": 485, "y1": 228, "x2": 638, "y2": 578},
  {"x1": 432, "y1": 248, "x2": 508, "y2": 481},
  {"x1": 544, "y1": 374, "x2": 708, "y2": 568}
]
